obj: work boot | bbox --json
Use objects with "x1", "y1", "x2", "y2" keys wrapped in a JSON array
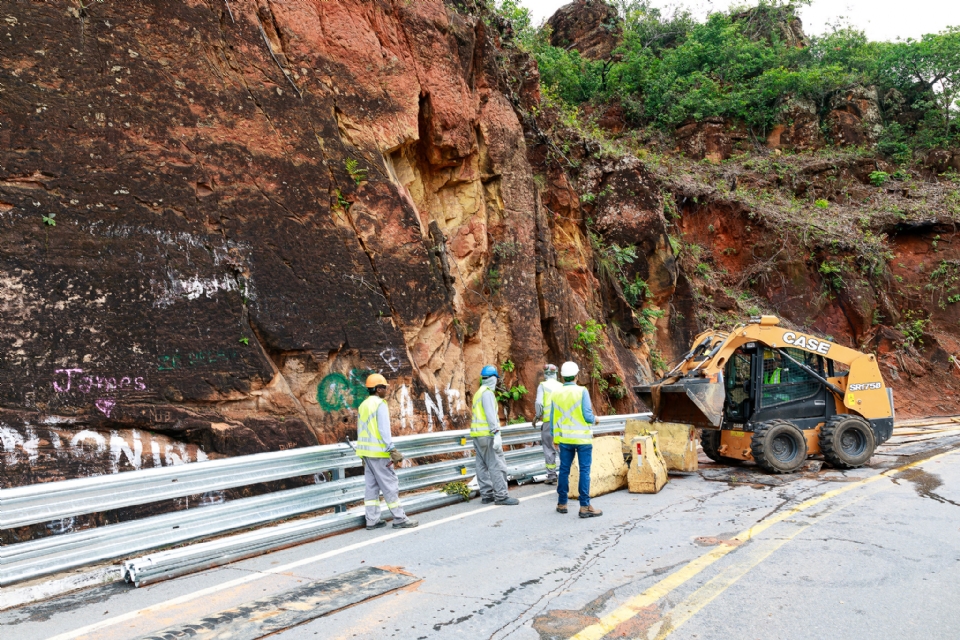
[
  {"x1": 556, "y1": 504, "x2": 568, "y2": 514},
  {"x1": 579, "y1": 505, "x2": 602, "y2": 518},
  {"x1": 494, "y1": 497, "x2": 520, "y2": 505},
  {"x1": 365, "y1": 520, "x2": 387, "y2": 530},
  {"x1": 481, "y1": 496, "x2": 495, "y2": 504},
  {"x1": 544, "y1": 477, "x2": 557, "y2": 485},
  {"x1": 393, "y1": 518, "x2": 419, "y2": 528}
]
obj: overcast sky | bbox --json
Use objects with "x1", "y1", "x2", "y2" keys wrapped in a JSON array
[{"x1": 521, "y1": 0, "x2": 960, "y2": 42}]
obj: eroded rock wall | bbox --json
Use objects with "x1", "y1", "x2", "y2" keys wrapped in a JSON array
[{"x1": 0, "y1": 0, "x2": 647, "y2": 486}]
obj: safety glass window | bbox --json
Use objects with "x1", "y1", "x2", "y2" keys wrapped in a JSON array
[
  {"x1": 725, "y1": 350, "x2": 751, "y2": 420},
  {"x1": 760, "y1": 348, "x2": 822, "y2": 407}
]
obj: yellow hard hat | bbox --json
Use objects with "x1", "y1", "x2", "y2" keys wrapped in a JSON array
[{"x1": 365, "y1": 373, "x2": 388, "y2": 388}]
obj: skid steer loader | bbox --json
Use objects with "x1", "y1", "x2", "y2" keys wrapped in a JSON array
[{"x1": 635, "y1": 316, "x2": 895, "y2": 473}]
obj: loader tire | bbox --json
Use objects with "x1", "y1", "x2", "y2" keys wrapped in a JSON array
[
  {"x1": 751, "y1": 420, "x2": 807, "y2": 474},
  {"x1": 820, "y1": 415, "x2": 876, "y2": 469},
  {"x1": 700, "y1": 429, "x2": 742, "y2": 465}
]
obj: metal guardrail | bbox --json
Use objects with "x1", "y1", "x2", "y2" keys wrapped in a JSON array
[{"x1": 0, "y1": 414, "x2": 648, "y2": 586}]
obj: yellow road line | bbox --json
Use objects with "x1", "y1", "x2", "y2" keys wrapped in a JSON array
[
  {"x1": 571, "y1": 448, "x2": 960, "y2": 640},
  {"x1": 652, "y1": 490, "x2": 872, "y2": 640},
  {"x1": 51, "y1": 489, "x2": 556, "y2": 640}
]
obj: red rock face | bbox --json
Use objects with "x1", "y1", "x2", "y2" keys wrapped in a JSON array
[
  {"x1": 675, "y1": 118, "x2": 748, "y2": 162},
  {"x1": 547, "y1": 0, "x2": 622, "y2": 60},
  {"x1": 0, "y1": 0, "x2": 651, "y2": 489}
]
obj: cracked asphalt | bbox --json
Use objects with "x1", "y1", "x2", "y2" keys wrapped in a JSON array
[{"x1": 3, "y1": 442, "x2": 959, "y2": 640}]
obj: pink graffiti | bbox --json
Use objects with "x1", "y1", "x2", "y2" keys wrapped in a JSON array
[
  {"x1": 95, "y1": 398, "x2": 117, "y2": 417},
  {"x1": 53, "y1": 369, "x2": 146, "y2": 394},
  {"x1": 52, "y1": 369, "x2": 84, "y2": 392}
]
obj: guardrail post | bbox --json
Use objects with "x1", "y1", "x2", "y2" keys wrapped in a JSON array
[{"x1": 330, "y1": 468, "x2": 347, "y2": 513}]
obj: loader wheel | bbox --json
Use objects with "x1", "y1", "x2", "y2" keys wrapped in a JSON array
[
  {"x1": 751, "y1": 420, "x2": 807, "y2": 474},
  {"x1": 820, "y1": 415, "x2": 876, "y2": 469},
  {"x1": 700, "y1": 429, "x2": 742, "y2": 465}
]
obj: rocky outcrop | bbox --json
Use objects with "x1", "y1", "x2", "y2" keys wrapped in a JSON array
[
  {"x1": 733, "y1": 4, "x2": 808, "y2": 48},
  {"x1": 675, "y1": 118, "x2": 748, "y2": 162},
  {"x1": 547, "y1": 0, "x2": 622, "y2": 60},
  {"x1": 0, "y1": 0, "x2": 656, "y2": 489},
  {"x1": 827, "y1": 85, "x2": 883, "y2": 146},
  {"x1": 766, "y1": 97, "x2": 823, "y2": 151}
]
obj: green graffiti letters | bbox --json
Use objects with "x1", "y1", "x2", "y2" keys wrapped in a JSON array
[{"x1": 316, "y1": 368, "x2": 375, "y2": 412}]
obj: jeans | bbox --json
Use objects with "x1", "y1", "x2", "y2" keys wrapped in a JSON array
[{"x1": 557, "y1": 443, "x2": 592, "y2": 507}]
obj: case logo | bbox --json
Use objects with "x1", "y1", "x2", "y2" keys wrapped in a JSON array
[{"x1": 781, "y1": 331, "x2": 832, "y2": 355}]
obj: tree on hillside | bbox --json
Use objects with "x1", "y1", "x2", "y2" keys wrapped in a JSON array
[{"x1": 877, "y1": 28, "x2": 960, "y2": 139}]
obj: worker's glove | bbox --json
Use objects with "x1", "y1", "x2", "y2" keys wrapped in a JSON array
[
  {"x1": 493, "y1": 432, "x2": 503, "y2": 452},
  {"x1": 389, "y1": 449, "x2": 404, "y2": 464}
]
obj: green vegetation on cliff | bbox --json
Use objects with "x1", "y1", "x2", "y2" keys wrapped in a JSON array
[{"x1": 496, "y1": 0, "x2": 960, "y2": 154}]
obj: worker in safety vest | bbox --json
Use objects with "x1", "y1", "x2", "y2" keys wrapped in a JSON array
[
  {"x1": 534, "y1": 363, "x2": 563, "y2": 485},
  {"x1": 471, "y1": 365, "x2": 520, "y2": 506},
  {"x1": 550, "y1": 361, "x2": 602, "y2": 518},
  {"x1": 356, "y1": 374, "x2": 418, "y2": 530}
]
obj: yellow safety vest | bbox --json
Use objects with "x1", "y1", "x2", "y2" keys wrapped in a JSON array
[
  {"x1": 471, "y1": 386, "x2": 496, "y2": 437},
  {"x1": 552, "y1": 384, "x2": 592, "y2": 445},
  {"x1": 356, "y1": 396, "x2": 389, "y2": 458},
  {"x1": 540, "y1": 378, "x2": 563, "y2": 423}
]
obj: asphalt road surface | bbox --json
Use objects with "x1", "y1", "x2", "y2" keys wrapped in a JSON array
[{"x1": 3, "y1": 439, "x2": 959, "y2": 640}]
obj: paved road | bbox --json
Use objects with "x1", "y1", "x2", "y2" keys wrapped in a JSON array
[{"x1": 3, "y1": 444, "x2": 959, "y2": 640}]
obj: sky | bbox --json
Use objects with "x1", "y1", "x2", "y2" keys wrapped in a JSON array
[{"x1": 520, "y1": 0, "x2": 960, "y2": 42}]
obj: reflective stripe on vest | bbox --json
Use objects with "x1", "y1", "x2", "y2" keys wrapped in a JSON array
[
  {"x1": 764, "y1": 368, "x2": 781, "y2": 384},
  {"x1": 552, "y1": 384, "x2": 592, "y2": 445},
  {"x1": 357, "y1": 396, "x2": 390, "y2": 458},
  {"x1": 471, "y1": 386, "x2": 495, "y2": 437},
  {"x1": 540, "y1": 378, "x2": 563, "y2": 423}
]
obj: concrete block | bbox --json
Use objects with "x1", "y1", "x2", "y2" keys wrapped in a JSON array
[
  {"x1": 626, "y1": 420, "x2": 698, "y2": 472},
  {"x1": 627, "y1": 433, "x2": 668, "y2": 494},
  {"x1": 566, "y1": 436, "x2": 628, "y2": 498}
]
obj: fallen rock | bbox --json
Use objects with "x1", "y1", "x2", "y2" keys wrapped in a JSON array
[
  {"x1": 627, "y1": 434, "x2": 668, "y2": 494},
  {"x1": 567, "y1": 435, "x2": 628, "y2": 498},
  {"x1": 626, "y1": 420, "x2": 698, "y2": 472}
]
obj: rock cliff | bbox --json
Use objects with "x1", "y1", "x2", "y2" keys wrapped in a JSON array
[
  {"x1": 0, "y1": 0, "x2": 649, "y2": 488},
  {"x1": 1, "y1": 0, "x2": 959, "y2": 495}
]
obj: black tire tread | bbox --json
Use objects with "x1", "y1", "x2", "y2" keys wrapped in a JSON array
[
  {"x1": 751, "y1": 419, "x2": 807, "y2": 474},
  {"x1": 820, "y1": 414, "x2": 876, "y2": 469}
]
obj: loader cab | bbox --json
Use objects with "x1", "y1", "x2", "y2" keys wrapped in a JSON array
[{"x1": 723, "y1": 343, "x2": 830, "y2": 430}]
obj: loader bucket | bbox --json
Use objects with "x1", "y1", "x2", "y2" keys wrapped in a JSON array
[{"x1": 634, "y1": 380, "x2": 725, "y2": 428}]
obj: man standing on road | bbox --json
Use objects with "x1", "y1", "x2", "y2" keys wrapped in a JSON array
[
  {"x1": 551, "y1": 361, "x2": 602, "y2": 518},
  {"x1": 535, "y1": 364, "x2": 563, "y2": 485},
  {"x1": 471, "y1": 365, "x2": 520, "y2": 506},
  {"x1": 357, "y1": 374, "x2": 419, "y2": 530}
]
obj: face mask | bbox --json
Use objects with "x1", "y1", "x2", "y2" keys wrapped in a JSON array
[{"x1": 482, "y1": 376, "x2": 498, "y2": 389}]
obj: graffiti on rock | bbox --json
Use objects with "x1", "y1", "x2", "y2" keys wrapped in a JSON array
[
  {"x1": 316, "y1": 368, "x2": 467, "y2": 431},
  {"x1": 52, "y1": 368, "x2": 146, "y2": 394},
  {"x1": 316, "y1": 369, "x2": 375, "y2": 412},
  {"x1": 52, "y1": 368, "x2": 147, "y2": 417},
  {"x1": 0, "y1": 424, "x2": 208, "y2": 473},
  {"x1": 157, "y1": 348, "x2": 242, "y2": 371}
]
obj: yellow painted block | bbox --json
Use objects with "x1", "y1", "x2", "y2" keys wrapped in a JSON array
[
  {"x1": 627, "y1": 433, "x2": 668, "y2": 494},
  {"x1": 566, "y1": 436, "x2": 628, "y2": 498},
  {"x1": 625, "y1": 420, "x2": 698, "y2": 472}
]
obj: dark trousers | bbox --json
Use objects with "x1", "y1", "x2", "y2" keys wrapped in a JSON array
[{"x1": 557, "y1": 443, "x2": 593, "y2": 507}]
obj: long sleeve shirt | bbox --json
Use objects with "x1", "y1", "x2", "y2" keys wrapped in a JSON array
[
  {"x1": 376, "y1": 401, "x2": 395, "y2": 451},
  {"x1": 549, "y1": 384, "x2": 596, "y2": 425},
  {"x1": 481, "y1": 387, "x2": 501, "y2": 433},
  {"x1": 534, "y1": 383, "x2": 545, "y2": 419}
]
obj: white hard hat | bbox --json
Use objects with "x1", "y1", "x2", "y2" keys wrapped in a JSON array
[{"x1": 560, "y1": 361, "x2": 579, "y2": 377}]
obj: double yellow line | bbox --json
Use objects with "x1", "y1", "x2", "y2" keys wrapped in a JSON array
[{"x1": 571, "y1": 448, "x2": 959, "y2": 640}]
